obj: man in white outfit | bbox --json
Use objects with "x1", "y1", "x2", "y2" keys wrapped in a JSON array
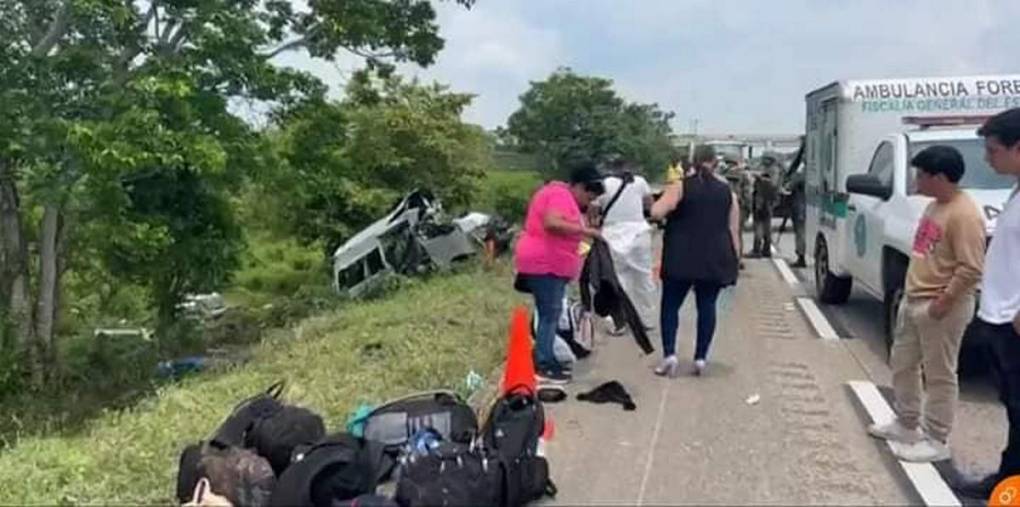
[{"x1": 592, "y1": 161, "x2": 658, "y2": 340}]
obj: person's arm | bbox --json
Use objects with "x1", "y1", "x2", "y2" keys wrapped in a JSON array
[
  {"x1": 729, "y1": 191, "x2": 741, "y2": 258},
  {"x1": 929, "y1": 210, "x2": 986, "y2": 319},
  {"x1": 543, "y1": 209, "x2": 599, "y2": 238},
  {"x1": 586, "y1": 202, "x2": 602, "y2": 228},
  {"x1": 1013, "y1": 309, "x2": 1020, "y2": 335},
  {"x1": 651, "y1": 180, "x2": 684, "y2": 220}
]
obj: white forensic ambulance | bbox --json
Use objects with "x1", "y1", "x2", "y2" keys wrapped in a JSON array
[{"x1": 805, "y1": 74, "x2": 1020, "y2": 355}]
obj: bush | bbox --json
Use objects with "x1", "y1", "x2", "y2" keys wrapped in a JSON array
[{"x1": 232, "y1": 235, "x2": 327, "y2": 303}]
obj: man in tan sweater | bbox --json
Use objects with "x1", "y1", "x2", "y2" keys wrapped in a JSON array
[{"x1": 868, "y1": 145, "x2": 986, "y2": 463}]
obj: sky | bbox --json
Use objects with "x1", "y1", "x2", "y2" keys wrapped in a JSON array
[{"x1": 272, "y1": 0, "x2": 1020, "y2": 136}]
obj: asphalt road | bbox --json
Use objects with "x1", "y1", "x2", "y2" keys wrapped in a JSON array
[{"x1": 545, "y1": 239, "x2": 913, "y2": 505}]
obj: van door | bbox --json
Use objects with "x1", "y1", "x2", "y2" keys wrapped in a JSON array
[
  {"x1": 806, "y1": 98, "x2": 840, "y2": 269},
  {"x1": 848, "y1": 141, "x2": 895, "y2": 295}
]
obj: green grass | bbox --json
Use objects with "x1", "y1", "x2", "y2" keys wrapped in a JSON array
[{"x1": 0, "y1": 262, "x2": 524, "y2": 505}]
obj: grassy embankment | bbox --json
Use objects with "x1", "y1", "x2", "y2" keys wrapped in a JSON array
[
  {"x1": 0, "y1": 168, "x2": 543, "y2": 504},
  {"x1": 0, "y1": 260, "x2": 524, "y2": 504}
]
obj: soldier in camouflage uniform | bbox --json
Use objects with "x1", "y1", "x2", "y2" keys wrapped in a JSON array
[
  {"x1": 751, "y1": 153, "x2": 782, "y2": 258},
  {"x1": 783, "y1": 166, "x2": 807, "y2": 267},
  {"x1": 720, "y1": 158, "x2": 752, "y2": 262}
]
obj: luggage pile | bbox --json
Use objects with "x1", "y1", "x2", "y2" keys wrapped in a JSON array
[{"x1": 177, "y1": 381, "x2": 556, "y2": 507}]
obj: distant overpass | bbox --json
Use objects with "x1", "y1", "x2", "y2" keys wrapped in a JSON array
[{"x1": 672, "y1": 133, "x2": 802, "y2": 159}]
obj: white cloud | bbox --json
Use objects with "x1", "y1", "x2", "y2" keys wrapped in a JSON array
[
  {"x1": 397, "y1": 1, "x2": 566, "y2": 127},
  {"x1": 265, "y1": 0, "x2": 1020, "y2": 134}
]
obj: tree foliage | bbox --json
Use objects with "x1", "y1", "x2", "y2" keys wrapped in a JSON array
[
  {"x1": 0, "y1": 0, "x2": 472, "y2": 385},
  {"x1": 266, "y1": 72, "x2": 490, "y2": 254},
  {"x1": 506, "y1": 67, "x2": 675, "y2": 177}
]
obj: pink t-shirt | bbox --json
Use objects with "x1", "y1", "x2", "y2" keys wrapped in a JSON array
[{"x1": 514, "y1": 182, "x2": 584, "y2": 279}]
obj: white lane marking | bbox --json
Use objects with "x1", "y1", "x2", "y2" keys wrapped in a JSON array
[
  {"x1": 848, "y1": 381, "x2": 961, "y2": 507},
  {"x1": 772, "y1": 258, "x2": 799, "y2": 286},
  {"x1": 636, "y1": 383, "x2": 669, "y2": 506},
  {"x1": 796, "y1": 297, "x2": 840, "y2": 340}
]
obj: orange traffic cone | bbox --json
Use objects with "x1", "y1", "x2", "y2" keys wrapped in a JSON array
[
  {"x1": 502, "y1": 305, "x2": 537, "y2": 395},
  {"x1": 502, "y1": 306, "x2": 556, "y2": 455}
]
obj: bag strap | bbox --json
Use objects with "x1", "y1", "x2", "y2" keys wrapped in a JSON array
[
  {"x1": 600, "y1": 174, "x2": 633, "y2": 218},
  {"x1": 366, "y1": 389, "x2": 462, "y2": 417},
  {"x1": 264, "y1": 380, "x2": 286, "y2": 399}
]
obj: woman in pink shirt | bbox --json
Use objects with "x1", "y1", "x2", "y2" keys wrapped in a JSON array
[{"x1": 515, "y1": 165, "x2": 604, "y2": 384}]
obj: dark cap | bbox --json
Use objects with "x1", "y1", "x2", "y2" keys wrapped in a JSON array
[{"x1": 568, "y1": 164, "x2": 605, "y2": 195}]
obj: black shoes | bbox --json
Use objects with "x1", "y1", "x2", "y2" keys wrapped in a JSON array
[
  {"x1": 951, "y1": 472, "x2": 999, "y2": 500},
  {"x1": 536, "y1": 367, "x2": 571, "y2": 385}
]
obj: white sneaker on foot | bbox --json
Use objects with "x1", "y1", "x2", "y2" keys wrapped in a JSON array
[
  {"x1": 867, "y1": 419, "x2": 923, "y2": 443},
  {"x1": 893, "y1": 434, "x2": 951, "y2": 463}
]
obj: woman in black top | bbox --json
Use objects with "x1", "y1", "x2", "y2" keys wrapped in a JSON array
[{"x1": 650, "y1": 145, "x2": 741, "y2": 377}]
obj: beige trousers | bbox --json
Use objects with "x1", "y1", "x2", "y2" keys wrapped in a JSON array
[{"x1": 891, "y1": 294, "x2": 975, "y2": 442}]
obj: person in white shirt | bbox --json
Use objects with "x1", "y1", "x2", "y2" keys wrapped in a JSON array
[
  {"x1": 953, "y1": 108, "x2": 1020, "y2": 499},
  {"x1": 592, "y1": 160, "x2": 657, "y2": 341}
]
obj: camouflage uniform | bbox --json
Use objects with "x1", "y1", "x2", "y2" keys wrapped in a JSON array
[
  {"x1": 720, "y1": 162, "x2": 753, "y2": 231},
  {"x1": 752, "y1": 156, "x2": 782, "y2": 257},
  {"x1": 784, "y1": 169, "x2": 807, "y2": 266}
]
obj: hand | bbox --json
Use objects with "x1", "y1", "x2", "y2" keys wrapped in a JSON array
[
  {"x1": 927, "y1": 297, "x2": 951, "y2": 321},
  {"x1": 1013, "y1": 310, "x2": 1020, "y2": 336},
  {"x1": 583, "y1": 227, "x2": 602, "y2": 241}
]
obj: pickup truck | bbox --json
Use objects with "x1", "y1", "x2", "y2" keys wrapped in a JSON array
[
  {"x1": 842, "y1": 127, "x2": 1015, "y2": 354},
  {"x1": 804, "y1": 74, "x2": 1020, "y2": 363}
]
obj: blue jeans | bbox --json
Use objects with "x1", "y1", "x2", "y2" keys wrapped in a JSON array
[
  {"x1": 660, "y1": 279, "x2": 722, "y2": 360},
  {"x1": 524, "y1": 275, "x2": 568, "y2": 372}
]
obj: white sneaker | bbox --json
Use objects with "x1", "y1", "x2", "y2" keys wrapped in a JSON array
[
  {"x1": 893, "y1": 435, "x2": 951, "y2": 463},
  {"x1": 867, "y1": 419, "x2": 923, "y2": 444}
]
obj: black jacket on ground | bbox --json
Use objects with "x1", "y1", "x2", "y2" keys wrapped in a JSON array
[{"x1": 579, "y1": 239, "x2": 655, "y2": 354}]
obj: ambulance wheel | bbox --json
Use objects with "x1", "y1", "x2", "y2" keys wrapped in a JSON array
[
  {"x1": 883, "y1": 285, "x2": 904, "y2": 362},
  {"x1": 882, "y1": 257, "x2": 908, "y2": 362},
  {"x1": 815, "y1": 239, "x2": 851, "y2": 304}
]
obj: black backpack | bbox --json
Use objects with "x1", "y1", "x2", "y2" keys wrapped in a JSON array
[
  {"x1": 334, "y1": 494, "x2": 400, "y2": 507},
  {"x1": 361, "y1": 390, "x2": 478, "y2": 454},
  {"x1": 177, "y1": 381, "x2": 326, "y2": 502},
  {"x1": 480, "y1": 387, "x2": 557, "y2": 506},
  {"x1": 176, "y1": 442, "x2": 205, "y2": 503},
  {"x1": 394, "y1": 439, "x2": 555, "y2": 507},
  {"x1": 214, "y1": 381, "x2": 326, "y2": 476},
  {"x1": 481, "y1": 387, "x2": 545, "y2": 460},
  {"x1": 394, "y1": 441, "x2": 505, "y2": 507},
  {"x1": 270, "y1": 433, "x2": 393, "y2": 507}
]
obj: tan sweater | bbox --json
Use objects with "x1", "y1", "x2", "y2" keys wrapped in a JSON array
[{"x1": 905, "y1": 191, "x2": 986, "y2": 301}]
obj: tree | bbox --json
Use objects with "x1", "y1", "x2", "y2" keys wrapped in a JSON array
[
  {"x1": 266, "y1": 73, "x2": 490, "y2": 254},
  {"x1": 506, "y1": 67, "x2": 675, "y2": 177},
  {"x1": 0, "y1": 0, "x2": 474, "y2": 385}
]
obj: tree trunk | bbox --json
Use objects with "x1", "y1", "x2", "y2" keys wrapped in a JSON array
[
  {"x1": 35, "y1": 204, "x2": 61, "y2": 384},
  {"x1": 0, "y1": 160, "x2": 36, "y2": 377}
]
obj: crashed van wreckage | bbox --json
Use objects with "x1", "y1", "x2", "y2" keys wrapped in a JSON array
[{"x1": 332, "y1": 190, "x2": 511, "y2": 297}]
